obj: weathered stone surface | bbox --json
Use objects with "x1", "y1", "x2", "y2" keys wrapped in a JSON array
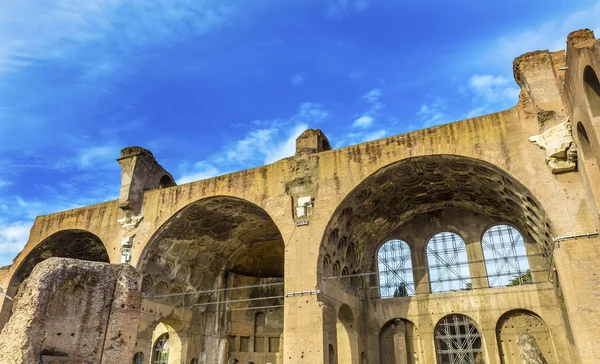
[
  {"x1": 517, "y1": 334, "x2": 548, "y2": 364},
  {"x1": 529, "y1": 119, "x2": 577, "y2": 173},
  {"x1": 0, "y1": 258, "x2": 140, "y2": 364}
]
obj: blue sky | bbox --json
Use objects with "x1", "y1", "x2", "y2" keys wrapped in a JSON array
[{"x1": 0, "y1": 0, "x2": 599, "y2": 266}]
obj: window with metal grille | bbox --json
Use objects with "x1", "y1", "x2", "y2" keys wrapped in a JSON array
[
  {"x1": 427, "y1": 232, "x2": 471, "y2": 293},
  {"x1": 153, "y1": 334, "x2": 170, "y2": 364},
  {"x1": 482, "y1": 225, "x2": 531, "y2": 287},
  {"x1": 435, "y1": 315, "x2": 483, "y2": 364},
  {"x1": 377, "y1": 239, "x2": 415, "y2": 298}
]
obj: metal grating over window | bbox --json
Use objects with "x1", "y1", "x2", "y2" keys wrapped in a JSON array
[
  {"x1": 482, "y1": 225, "x2": 531, "y2": 287},
  {"x1": 153, "y1": 334, "x2": 170, "y2": 364},
  {"x1": 377, "y1": 239, "x2": 415, "y2": 298},
  {"x1": 427, "y1": 232, "x2": 471, "y2": 293},
  {"x1": 435, "y1": 315, "x2": 483, "y2": 364}
]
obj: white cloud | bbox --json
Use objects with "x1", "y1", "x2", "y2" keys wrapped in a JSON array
[
  {"x1": 0, "y1": 1, "x2": 236, "y2": 77},
  {"x1": 0, "y1": 220, "x2": 32, "y2": 266},
  {"x1": 465, "y1": 106, "x2": 488, "y2": 119},
  {"x1": 326, "y1": 0, "x2": 370, "y2": 18},
  {"x1": 468, "y1": 74, "x2": 520, "y2": 104},
  {"x1": 178, "y1": 162, "x2": 220, "y2": 184},
  {"x1": 418, "y1": 98, "x2": 452, "y2": 128},
  {"x1": 79, "y1": 145, "x2": 116, "y2": 168},
  {"x1": 178, "y1": 102, "x2": 329, "y2": 179},
  {"x1": 264, "y1": 123, "x2": 309, "y2": 164},
  {"x1": 362, "y1": 88, "x2": 381, "y2": 104},
  {"x1": 291, "y1": 73, "x2": 305, "y2": 86},
  {"x1": 353, "y1": 115, "x2": 374, "y2": 128},
  {"x1": 296, "y1": 102, "x2": 330, "y2": 121},
  {"x1": 364, "y1": 129, "x2": 387, "y2": 141},
  {"x1": 483, "y1": 2, "x2": 600, "y2": 67}
]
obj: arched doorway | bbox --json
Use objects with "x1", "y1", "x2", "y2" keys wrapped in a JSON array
[
  {"x1": 337, "y1": 304, "x2": 358, "y2": 364},
  {"x1": 0, "y1": 230, "x2": 109, "y2": 331},
  {"x1": 379, "y1": 318, "x2": 416, "y2": 364},
  {"x1": 138, "y1": 196, "x2": 285, "y2": 364},
  {"x1": 497, "y1": 310, "x2": 556, "y2": 364}
]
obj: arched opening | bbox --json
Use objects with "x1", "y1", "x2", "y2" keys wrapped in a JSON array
[
  {"x1": 584, "y1": 66, "x2": 600, "y2": 118},
  {"x1": 435, "y1": 314, "x2": 483, "y2": 364},
  {"x1": 482, "y1": 225, "x2": 531, "y2": 287},
  {"x1": 427, "y1": 232, "x2": 471, "y2": 293},
  {"x1": 337, "y1": 304, "x2": 358, "y2": 364},
  {"x1": 190, "y1": 359, "x2": 198, "y2": 364},
  {"x1": 153, "y1": 333, "x2": 170, "y2": 364},
  {"x1": 576, "y1": 122, "x2": 600, "y2": 225},
  {"x1": 132, "y1": 352, "x2": 144, "y2": 364},
  {"x1": 377, "y1": 239, "x2": 414, "y2": 298},
  {"x1": 497, "y1": 310, "x2": 556, "y2": 364},
  {"x1": 138, "y1": 196, "x2": 285, "y2": 364},
  {"x1": 159, "y1": 175, "x2": 176, "y2": 188},
  {"x1": 318, "y1": 155, "x2": 554, "y2": 299},
  {"x1": 379, "y1": 318, "x2": 416, "y2": 364},
  {"x1": 0, "y1": 230, "x2": 110, "y2": 331},
  {"x1": 361, "y1": 352, "x2": 367, "y2": 364},
  {"x1": 329, "y1": 343, "x2": 337, "y2": 364}
]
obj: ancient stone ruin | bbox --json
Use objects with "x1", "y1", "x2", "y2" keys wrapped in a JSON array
[{"x1": 1, "y1": 29, "x2": 600, "y2": 364}]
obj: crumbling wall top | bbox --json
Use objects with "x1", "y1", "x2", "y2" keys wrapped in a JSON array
[
  {"x1": 295, "y1": 128, "x2": 332, "y2": 157},
  {"x1": 119, "y1": 146, "x2": 155, "y2": 159},
  {"x1": 567, "y1": 29, "x2": 596, "y2": 49}
]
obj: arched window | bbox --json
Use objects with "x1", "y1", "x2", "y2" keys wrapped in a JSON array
[
  {"x1": 435, "y1": 315, "x2": 484, "y2": 364},
  {"x1": 153, "y1": 333, "x2": 170, "y2": 364},
  {"x1": 377, "y1": 239, "x2": 414, "y2": 298},
  {"x1": 191, "y1": 359, "x2": 199, "y2": 364},
  {"x1": 427, "y1": 232, "x2": 471, "y2": 293},
  {"x1": 482, "y1": 225, "x2": 531, "y2": 287},
  {"x1": 132, "y1": 352, "x2": 144, "y2": 364}
]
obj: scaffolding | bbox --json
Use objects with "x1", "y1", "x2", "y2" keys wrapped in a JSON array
[
  {"x1": 435, "y1": 314, "x2": 483, "y2": 364},
  {"x1": 378, "y1": 239, "x2": 415, "y2": 298},
  {"x1": 482, "y1": 225, "x2": 531, "y2": 287},
  {"x1": 426, "y1": 232, "x2": 471, "y2": 293}
]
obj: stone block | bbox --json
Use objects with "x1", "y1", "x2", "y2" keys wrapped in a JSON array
[{"x1": 0, "y1": 258, "x2": 140, "y2": 364}]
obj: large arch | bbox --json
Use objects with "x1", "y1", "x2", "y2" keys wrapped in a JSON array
[
  {"x1": 0, "y1": 229, "x2": 109, "y2": 331},
  {"x1": 318, "y1": 155, "x2": 554, "y2": 295},
  {"x1": 137, "y1": 196, "x2": 285, "y2": 364}
]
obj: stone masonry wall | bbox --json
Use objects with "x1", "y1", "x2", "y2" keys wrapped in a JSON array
[{"x1": 0, "y1": 258, "x2": 140, "y2": 364}]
